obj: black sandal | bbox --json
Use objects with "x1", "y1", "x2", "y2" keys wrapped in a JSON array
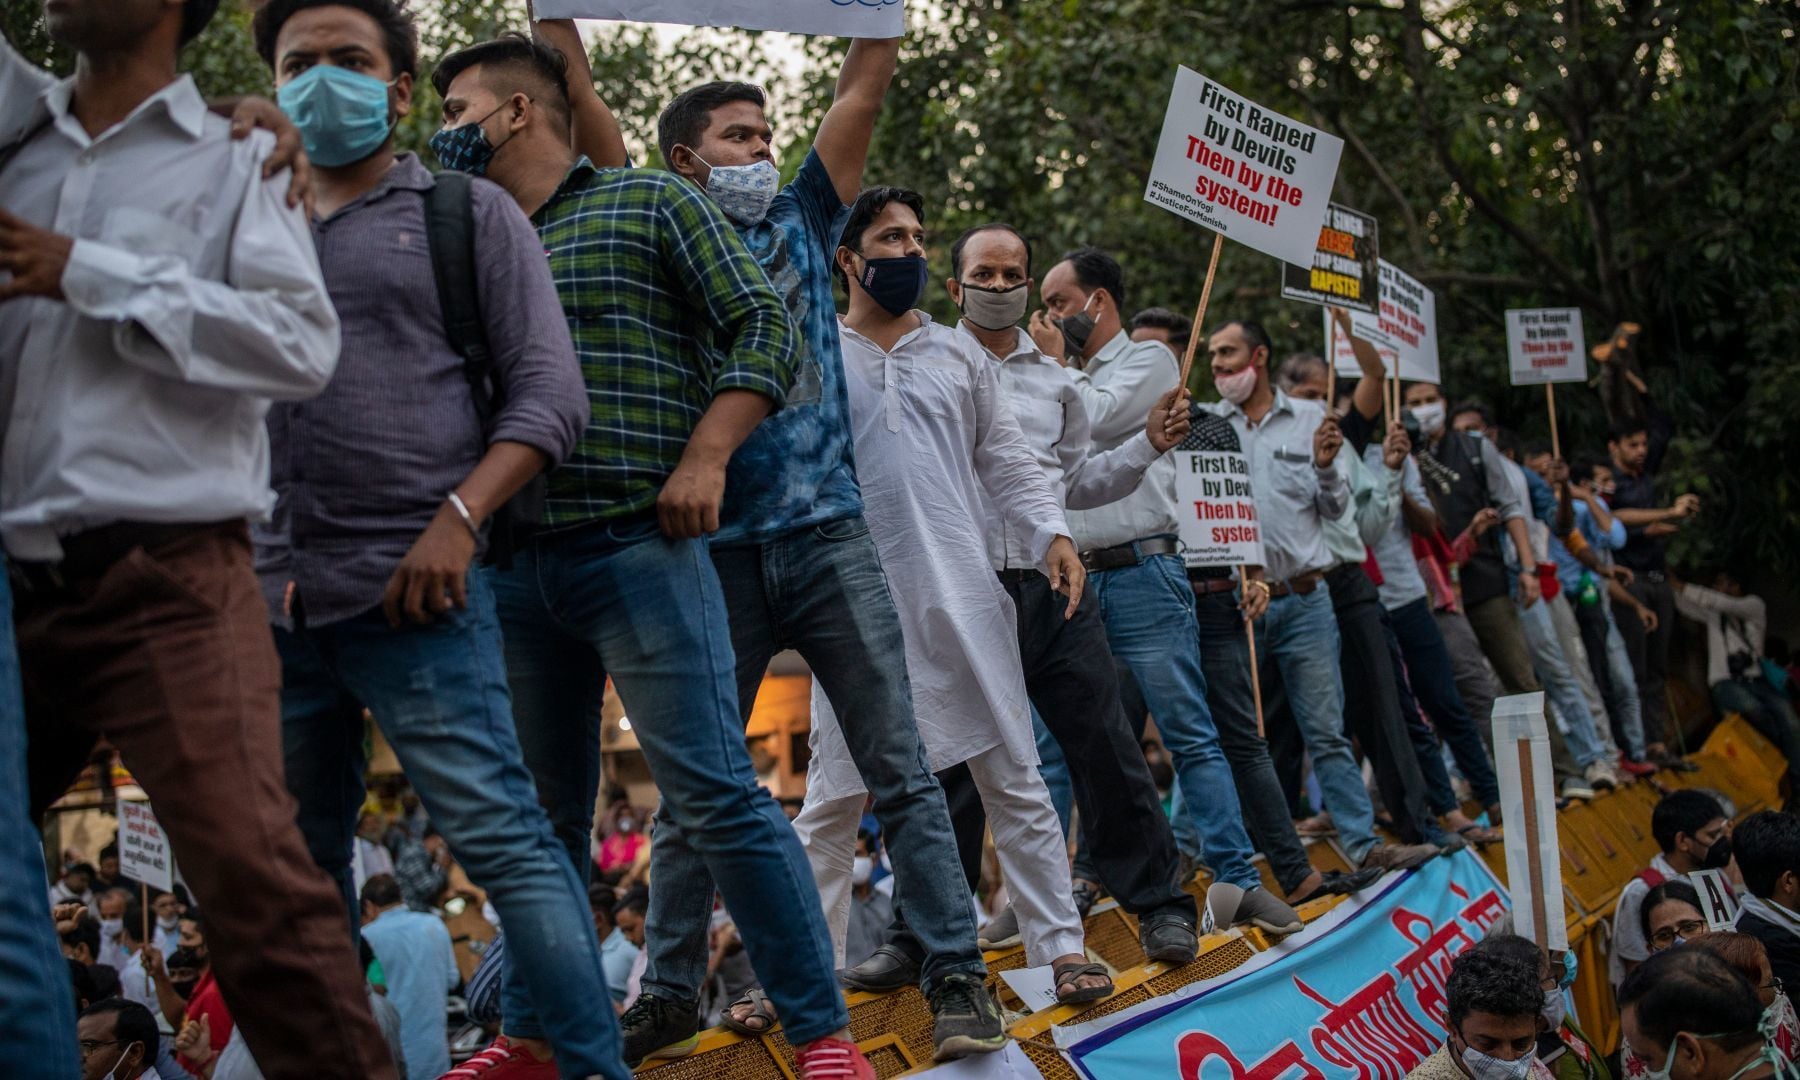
[
  {"x1": 720, "y1": 987, "x2": 778, "y2": 1036},
  {"x1": 1053, "y1": 961, "x2": 1114, "y2": 1005}
]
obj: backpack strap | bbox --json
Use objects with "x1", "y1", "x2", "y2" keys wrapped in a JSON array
[
  {"x1": 0, "y1": 115, "x2": 53, "y2": 176},
  {"x1": 422, "y1": 171, "x2": 496, "y2": 430},
  {"x1": 1637, "y1": 866, "x2": 1668, "y2": 889}
]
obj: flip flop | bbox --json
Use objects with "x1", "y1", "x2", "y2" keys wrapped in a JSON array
[
  {"x1": 720, "y1": 986, "x2": 778, "y2": 1036},
  {"x1": 1053, "y1": 961, "x2": 1114, "y2": 1005},
  {"x1": 1457, "y1": 823, "x2": 1503, "y2": 846}
]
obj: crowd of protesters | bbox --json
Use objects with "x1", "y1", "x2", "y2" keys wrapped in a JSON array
[{"x1": 4, "y1": 1, "x2": 1795, "y2": 1078}]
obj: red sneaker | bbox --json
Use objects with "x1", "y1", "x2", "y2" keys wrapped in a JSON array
[
  {"x1": 1618, "y1": 754, "x2": 1657, "y2": 778},
  {"x1": 437, "y1": 1036, "x2": 557, "y2": 1079},
  {"x1": 795, "y1": 1037, "x2": 877, "y2": 1080}
]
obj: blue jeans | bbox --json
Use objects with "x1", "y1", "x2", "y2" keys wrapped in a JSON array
[
  {"x1": 1388, "y1": 597, "x2": 1502, "y2": 808},
  {"x1": 1254, "y1": 586, "x2": 1380, "y2": 860},
  {"x1": 0, "y1": 572, "x2": 79, "y2": 1079},
  {"x1": 485, "y1": 520, "x2": 845, "y2": 1046},
  {"x1": 276, "y1": 573, "x2": 622, "y2": 1079},
  {"x1": 1088, "y1": 551, "x2": 1260, "y2": 891},
  {"x1": 644, "y1": 516, "x2": 982, "y2": 999},
  {"x1": 1516, "y1": 596, "x2": 1607, "y2": 768}
]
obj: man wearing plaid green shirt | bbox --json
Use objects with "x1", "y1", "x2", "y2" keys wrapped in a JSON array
[{"x1": 432, "y1": 35, "x2": 874, "y2": 1080}]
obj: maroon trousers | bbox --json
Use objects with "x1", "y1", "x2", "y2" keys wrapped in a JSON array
[{"x1": 19, "y1": 523, "x2": 395, "y2": 1080}]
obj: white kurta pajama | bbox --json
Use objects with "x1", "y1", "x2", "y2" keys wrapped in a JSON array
[{"x1": 794, "y1": 312, "x2": 1087, "y2": 967}]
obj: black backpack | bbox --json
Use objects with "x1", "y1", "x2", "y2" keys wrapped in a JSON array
[{"x1": 422, "y1": 171, "x2": 546, "y2": 568}]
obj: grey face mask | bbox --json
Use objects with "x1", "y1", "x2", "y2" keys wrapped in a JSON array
[{"x1": 958, "y1": 281, "x2": 1030, "y2": 331}]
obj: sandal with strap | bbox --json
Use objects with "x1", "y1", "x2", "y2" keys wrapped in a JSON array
[
  {"x1": 1457, "y1": 823, "x2": 1503, "y2": 846},
  {"x1": 1052, "y1": 961, "x2": 1114, "y2": 1005},
  {"x1": 721, "y1": 986, "x2": 779, "y2": 1036}
]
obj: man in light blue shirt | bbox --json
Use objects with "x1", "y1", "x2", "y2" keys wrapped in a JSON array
[
  {"x1": 360, "y1": 875, "x2": 457, "y2": 1080},
  {"x1": 590, "y1": 885, "x2": 639, "y2": 1008}
]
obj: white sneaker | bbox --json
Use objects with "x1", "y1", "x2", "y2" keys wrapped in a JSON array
[{"x1": 1584, "y1": 759, "x2": 1620, "y2": 791}]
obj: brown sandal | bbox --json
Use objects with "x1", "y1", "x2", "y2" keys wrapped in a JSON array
[
  {"x1": 721, "y1": 987, "x2": 778, "y2": 1035},
  {"x1": 1053, "y1": 961, "x2": 1114, "y2": 1005}
]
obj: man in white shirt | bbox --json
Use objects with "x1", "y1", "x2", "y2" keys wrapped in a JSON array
[
  {"x1": 0, "y1": 3, "x2": 392, "y2": 1076},
  {"x1": 1030, "y1": 248, "x2": 1316, "y2": 925},
  {"x1": 794, "y1": 187, "x2": 1107, "y2": 1014},
  {"x1": 1611, "y1": 789, "x2": 1728, "y2": 987}
]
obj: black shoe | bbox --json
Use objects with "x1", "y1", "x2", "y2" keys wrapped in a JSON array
[
  {"x1": 1288, "y1": 867, "x2": 1384, "y2": 905},
  {"x1": 839, "y1": 944, "x2": 923, "y2": 993},
  {"x1": 928, "y1": 972, "x2": 1007, "y2": 1061},
  {"x1": 618, "y1": 992, "x2": 700, "y2": 1068},
  {"x1": 1072, "y1": 878, "x2": 1101, "y2": 920},
  {"x1": 1139, "y1": 911, "x2": 1198, "y2": 964}
]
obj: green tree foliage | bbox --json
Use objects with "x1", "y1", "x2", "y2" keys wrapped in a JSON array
[{"x1": 5, "y1": 0, "x2": 1796, "y2": 580}]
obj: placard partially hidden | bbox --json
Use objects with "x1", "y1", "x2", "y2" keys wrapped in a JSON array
[
  {"x1": 532, "y1": 0, "x2": 904, "y2": 37},
  {"x1": 1173, "y1": 450, "x2": 1266, "y2": 569},
  {"x1": 1689, "y1": 869, "x2": 1741, "y2": 931},
  {"x1": 1492, "y1": 692, "x2": 1566, "y2": 951},
  {"x1": 999, "y1": 964, "x2": 1065, "y2": 1014},
  {"x1": 119, "y1": 800, "x2": 173, "y2": 892}
]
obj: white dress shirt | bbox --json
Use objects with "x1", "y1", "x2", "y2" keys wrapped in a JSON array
[
  {"x1": 1066, "y1": 331, "x2": 1184, "y2": 550},
  {"x1": 960, "y1": 324, "x2": 1160, "y2": 570},
  {"x1": 0, "y1": 70, "x2": 338, "y2": 559},
  {"x1": 1323, "y1": 442, "x2": 1401, "y2": 565},
  {"x1": 1211, "y1": 391, "x2": 1349, "y2": 583},
  {"x1": 807, "y1": 313, "x2": 1067, "y2": 800},
  {"x1": 1, "y1": 38, "x2": 52, "y2": 144}
]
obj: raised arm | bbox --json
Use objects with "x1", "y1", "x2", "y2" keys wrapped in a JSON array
[
  {"x1": 1332, "y1": 306, "x2": 1386, "y2": 423},
  {"x1": 530, "y1": 3, "x2": 629, "y2": 168},
  {"x1": 814, "y1": 37, "x2": 901, "y2": 203}
]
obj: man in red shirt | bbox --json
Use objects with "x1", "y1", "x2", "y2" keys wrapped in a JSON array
[{"x1": 165, "y1": 914, "x2": 232, "y2": 1071}]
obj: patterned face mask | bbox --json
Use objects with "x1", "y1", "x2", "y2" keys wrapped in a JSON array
[{"x1": 684, "y1": 149, "x2": 780, "y2": 226}]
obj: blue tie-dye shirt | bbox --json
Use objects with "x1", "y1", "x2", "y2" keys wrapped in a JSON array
[{"x1": 711, "y1": 148, "x2": 862, "y2": 545}]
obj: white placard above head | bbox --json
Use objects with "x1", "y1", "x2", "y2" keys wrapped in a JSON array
[
  {"x1": 1689, "y1": 869, "x2": 1742, "y2": 932},
  {"x1": 532, "y1": 0, "x2": 904, "y2": 37},
  {"x1": 1326, "y1": 305, "x2": 1397, "y2": 378},
  {"x1": 1491, "y1": 692, "x2": 1567, "y2": 952},
  {"x1": 1143, "y1": 66, "x2": 1345, "y2": 268},
  {"x1": 118, "y1": 800, "x2": 173, "y2": 892},
  {"x1": 1173, "y1": 450, "x2": 1267, "y2": 569},
  {"x1": 1328, "y1": 261, "x2": 1439, "y2": 385},
  {"x1": 1506, "y1": 307, "x2": 1588, "y2": 385}
]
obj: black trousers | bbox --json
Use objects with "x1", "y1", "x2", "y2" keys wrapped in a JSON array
[{"x1": 883, "y1": 574, "x2": 1194, "y2": 960}]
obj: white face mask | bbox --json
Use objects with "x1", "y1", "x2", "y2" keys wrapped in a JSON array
[
  {"x1": 1460, "y1": 1044, "x2": 1537, "y2": 1080},
  {"x1": 1411, "y1": 400, "x2": 1447, "y2": 437},
  {"x1": 1214, "y1": 365, "x2": 1258, "y2": 406},
  {"x1": 157, "y1": 914, "x2": 179, "y2": 931},
  {"x1": 852, "y1": 856, "x2": 873, "y2": 887},
  {"x1": 1542, "y1": 987, "x2": 1568, "y2": 1033},
  {"x1": 1631, "y1": 1033, "x2": 1798, "y2": 1080},
  {"x1": 100, "y1": 917, "x2": 123, "y2": 939}
]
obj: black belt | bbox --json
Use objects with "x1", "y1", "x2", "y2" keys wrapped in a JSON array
[
  {"x1": 1190, "y1": 576, "x2": 1239, "y2": 597},
  {"x1": 1079, "y1": 536, "x2": 1180, "y2": 572},
  {"x1": 1266, "y1": 570, "x2": 1325, "y2": 598},
  {"x1": 8, "y1": 521, "x2": 224, "y2": 593}
]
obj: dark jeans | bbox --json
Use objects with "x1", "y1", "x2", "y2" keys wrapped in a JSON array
[
  {"x1": 21, "y1": 525, "x2": 395, "y2": 1079},
  {"x1": 1323, "y1": 566, "x2": 1444, "y2": 846},
  {"x1": 642, "y1": 516, "x2": 982, "y2": 998},
  {"x1": 1388, "y1": 597, "x2": 1502, "y2": 809},
  {"x1": 1614, "y1": 576, "x2": 1675, "y2": 748},
  {"x1": 275, "y1": 572, "x2": 620, "y2": 1078},
  {"x1": 1192, "y1": 586, "x2": 1316, "y2": 894},
  {"x1": 1386, "y1": 614, "x2": 1463, "y2": 818}
]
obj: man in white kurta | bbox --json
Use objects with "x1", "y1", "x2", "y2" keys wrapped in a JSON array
[{"x1": 795, "y1": 189, "x2": 1103, "y2": 999}]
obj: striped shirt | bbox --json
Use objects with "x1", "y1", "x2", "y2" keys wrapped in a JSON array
[{"x1": 531, "y1": 160, "x2": 798, "y2": 526}]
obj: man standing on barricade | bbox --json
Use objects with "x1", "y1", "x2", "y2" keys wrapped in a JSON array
[{"x1": 432, "y1": 33, "x2": 874, "y2": 1080}]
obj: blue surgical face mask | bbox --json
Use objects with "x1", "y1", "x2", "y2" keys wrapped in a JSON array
[
  {"x1": 429, "y1": 101, "x2": 515, "y2": 177},
  {"x1": 276, "y1": 65, "x2": 396, "y2": 168},
  {"x1": 683, "y1": 149, "x2": 780, "y2": 227},
  {"x1": 850, "y1": 253, "x2": 928, "y2": 317}
]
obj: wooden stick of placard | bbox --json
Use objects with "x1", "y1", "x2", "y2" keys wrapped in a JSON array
[
  {"x1": 1245, "y1": 581, "x2": 1265, "y2": 738},
  {"x1": 1176, "y1": 233, "x2": 1226, "y2": 388},
  {"x1": 1546, "y1": 383, "x2": 1561, "y2": 460}
]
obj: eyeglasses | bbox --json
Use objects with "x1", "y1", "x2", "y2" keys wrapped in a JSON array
[
  {"x1": 77, "y1": 1039, "x2": 125, "y2": 1056},
  {"x1": 1648, "y1": 919, "x2": 1709, "y2": 949}
]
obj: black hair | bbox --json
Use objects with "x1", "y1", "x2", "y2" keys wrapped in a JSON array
[
  {"x1": 613, "y1": 891, "x2": 648, "y2": 920},
  {"x1": 1449, "y1": 400, "x2": 1494, "y2": 429},
  {"x1": 66, "y1": 862, "x2": 96, "y2": 881},
  {"x1": 1639, "y1": 880, "x2": 1704, "y2": 942},
  {"x1": 61, "y1": 914, "x2": 100, "y2": 959},
  {"x1": 1207, "y1": 320, "x2": 1273, "y2": 364},
  {"x1": 1476, "y1": 932, "x2": 1546, "y2": 975},
  {"x1": 1276, "y1": 353, "x2": 1329, "y2": 391},
  {"x1": 100, "y1": 843, "x2": 118, "y2": 862},
  {"x1": 252, "y1": 0, "x2": 420, "y2": 79},
  {"x1": 1609, "y1": 416, "x2": 1649, "y2": 444},
  {"x1": 836, "y1": 186, "x2": 926, "y2": 287},
  {"x1": 1492, "y1": 426, "x2": 1523, "y2": 461},
  {"x1": 433, "y1": 32, "x2": 572, "y2": 138},
  {"x1": 120, "y1": 900, "x2": 145, "y2": 946},
  {"x1": 950, "y1": 223, "x2": 1033, "y2": 280},
  {"x1": 80, "y1": 997, "x2": 160, "y2": 1059},
  {"x1": 1057, "y1": 247, "x2": 1126, "y2": 311},
  {"x1": 67, "y1": 957, "x2": 96, "y2": 1012},
  {"x1": 1524, "y1": 439, "x2": 1554, "y2": 460},
  {"x1": 587, "y1": 882, "x2": 618, "y2": 917},
  {"x1": 657, "y1": 81, "x2": 768, "y2": 168},
  {"x1": 1130, "y1": 307, "x2": 1193, "y2": 354},
  {"x1": 1443, "y1": 941, "x2": 1544, "y2": 1029},
  {"x1": 1733, "y1": 810, "x2": 1800, "y2": 900},
  {"x1": 1570, "y1": 451, "x2": 1609, "y2": 483},
  {"x1": 1618, "y1": 948, "x2": 1762, "y2": 1052},
  {"x1": 181, "y1": 0, "x2": 221, "y2": 44},
  {"x1": 1650, "y1": 789, "x2": 1726, "y2": 853},
  {"x1": 359, "y1": 873, "x2": 403, "y2": 910}
]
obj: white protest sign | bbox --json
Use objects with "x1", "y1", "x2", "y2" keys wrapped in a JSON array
[
  {"x1": 1173, "y1": 450, "x2": 1267, "y2": 569},
  {"x1": 998, "y1": 965, "x2": 1064, "y2": 1014},
  {"x1": 1492, "y1": 692, "x2": 1567, "y2": 951},
  {"x1": 118, "y1": 800, "x2": 173, "y2": 892},
  {"x1": 1689, "y1": 869, "x2": 1741, "y2": 931},
  {"x1": 1326, "y1": 306, "x2": 1398, "y2": 379},
  {"x1": 1144, "y1": 66, "x2": 1345, "y2": 268},
  {"x1": 1327, "y1": 261, "x2": 1439, "y2": 384},
  {"x1": 532, "y1": 0, "x2": 903, "y2": 37},
  {"x1": 1506, "y1": 307, "x2": 1588, "y2": 385}
]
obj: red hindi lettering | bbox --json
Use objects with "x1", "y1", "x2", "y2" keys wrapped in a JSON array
[{"x1": 1177, "y1": 1031, "x2": 1327, "y2": 1080}]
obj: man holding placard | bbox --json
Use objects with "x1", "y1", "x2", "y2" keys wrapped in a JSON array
[{"x1": 1034, "y1": 248, "x2": 1306, "y2": 933}]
